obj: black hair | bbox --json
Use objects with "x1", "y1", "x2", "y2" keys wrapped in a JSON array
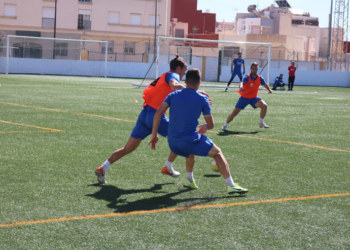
[{"x1": 185, "y1": 68, "x2": 201, "y2": 85}]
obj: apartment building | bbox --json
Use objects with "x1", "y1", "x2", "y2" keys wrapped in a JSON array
[{"x1": 0, "y1": 0, "x2": 170, "y2": 61}]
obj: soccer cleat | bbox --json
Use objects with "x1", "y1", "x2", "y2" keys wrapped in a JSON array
[
  {"x1": 183, "y1": 179, "x2": 199, "y2": 189},
  {"x1": 222, "y1": 123, "x2": 228, "y2": 130},
  {"x1": 225, "y1": 89, "x2": 228, "y2": 92},
  {"x1": 95, "y1": 166, "x2": 107, "y2": 184},
  {"x1": 161, "y1": 166, "x2": 180, "y2": 177},
  {"x1": 259, "y1": 122, "x2": 269, "y2": 128},
  {"x1": 228, "y1": 183, "x2": 248, "y2": 194}
]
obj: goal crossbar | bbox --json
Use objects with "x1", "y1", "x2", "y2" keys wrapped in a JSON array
[{"x1": 157, "y1": 36, "x2": 271, "y2": 84}]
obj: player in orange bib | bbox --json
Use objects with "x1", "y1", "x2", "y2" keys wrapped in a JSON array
[
  {"x1": 95, "y1": 55, "x2": 209, "y2": 184},
  {"x1": 222, "y1": 62, "x2": 273, "y2": 130}
]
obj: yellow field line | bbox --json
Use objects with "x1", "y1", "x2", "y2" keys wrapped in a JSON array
[
  {"x1": 0, "y1": 102, "x2": 136, "y2": 123},
  {"x1": 0, "y1": 192, "x2": 349, "y2": 228},
  {"x1": 207, "y1": 131, "x2": 350, "y2": 153},
  {"x1": 1, "y1": 101, "x2": 348, "y2": 152},
  {"x1": 0, "y1": 120, "x2": 63, "y2": 132},
  {"x1": 0, "y1": 131, "x2": 61, "y2": 134}
]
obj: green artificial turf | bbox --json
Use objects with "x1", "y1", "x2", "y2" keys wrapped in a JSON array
[{"x1": 0, "y1": 74, "x2": 349, "y2": 249}]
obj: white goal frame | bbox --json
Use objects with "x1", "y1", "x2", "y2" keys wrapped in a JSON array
[
  {"x1": 157, "y1": 36, "x2": 271, "y2": 84},
  {"x1": 6, "y1": 35, "x2": 108, "y2": 78}
]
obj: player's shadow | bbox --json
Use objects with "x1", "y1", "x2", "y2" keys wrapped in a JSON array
[
  {"x1": 217, "y1": 130, "x2": 262, "y2": 136},
  {"x1": 87, "y1": 183, "x2": 244, "y2": 213}
]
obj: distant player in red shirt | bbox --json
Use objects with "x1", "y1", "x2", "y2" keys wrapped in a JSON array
[
  {"x1": 288, "y1": 61, "x2": 297, "y2": 91},
  {"x1": 222, "y1": 62, "x2": 273, "y2": 130}
]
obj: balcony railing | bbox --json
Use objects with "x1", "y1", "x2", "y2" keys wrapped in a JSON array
[
  {"x1": 42, "y1": 18, "x2": 55, "y2": 28},
  {"x1": 77, "y1": 20, "x2": 91, "y2": 30}
]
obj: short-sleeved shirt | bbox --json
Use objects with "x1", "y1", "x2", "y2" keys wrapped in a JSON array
[
  {"x1": 143, "y1": 71, "x2": 179, "y2": 110},
  {"x1": 288, "y1": 66, "x2": 296, "y2": 77},
  {"x1": 164, "y1": 88, "x2": 211, "y2": 141},
  {"x1": 233, "y1": 58, "x2": 245, "y2": 72}
]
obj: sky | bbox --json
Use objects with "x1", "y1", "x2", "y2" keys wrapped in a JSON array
[{"x1": 197, "y1": 0, "x2": 332, "y2": 28}]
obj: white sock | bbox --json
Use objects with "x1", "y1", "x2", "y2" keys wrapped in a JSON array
[
  {"x1": 165, "y1": 161, "x2": 174, "y2": 172},
  {"x1": 260, "y1": 118, "x2": 264, "y2": 124},
  {"x1": 225, "y1": 176, "x2": 235, "y2": 187},
  {"x1": 186, "y1": 172, "x2": 194, "y2": 183},
  {"x1": 102, "y1": 160, "x2": 111, "y2": 173}
]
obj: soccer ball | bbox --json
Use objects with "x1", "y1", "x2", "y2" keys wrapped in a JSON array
[{"x1": 211, "y1": 159, "x2": 219, "y2": 172}]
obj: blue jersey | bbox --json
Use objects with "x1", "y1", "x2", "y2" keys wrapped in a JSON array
[
  {"x1": 243, "y1": 74, "x2": 266, "y2": 85},
  {"x1": 233, "y1": 58, "x2": 245, "y2": 72},
  {"x1": 273, "y1": 76, "x2": 283, "y2": 85},
  {"x1": 164, "y1": 88, "x2": 211, "y2": 141}
]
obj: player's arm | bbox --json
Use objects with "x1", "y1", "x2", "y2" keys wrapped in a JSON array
[
  {"x1": 231, "y1": 60, "x2": 234, "y2": 72},
  {"x1": 263, "y1": 83, "x2": 273, "y2": 93},
  {"x1": 198, "y1": 114, "x2": 214, "y2": 134},
  {"x1": 169, "y1": 79, "x2": 185, "y2": 91},
  {"x1": 149, "y1": 102, "x2": 169, "y2": 150},
  {"x1": 243, "y1": 62, "x2": 245, "y2": 74}
]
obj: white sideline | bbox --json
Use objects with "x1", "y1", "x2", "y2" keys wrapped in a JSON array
[{"x1": 132, "y1": 83, "x2": 268, "y2": 90}]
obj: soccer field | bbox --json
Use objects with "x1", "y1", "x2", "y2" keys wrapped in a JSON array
[{"x1": 0, "y1": 74, "x2": 349, "y2": 249}]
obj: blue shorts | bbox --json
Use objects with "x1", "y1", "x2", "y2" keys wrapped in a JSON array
[
  {"x1": 231, "y1": 71, "x2": 243, "y2": 80},
  {"x1": 168, "y1": 135, "x2": 214, "y2": 158},
  {"x1": 235, "y1": 96, "x2": 261, "y2": 110},
  {"x1": 130, "y1": 105, "x2": 169, "y2": 140}
]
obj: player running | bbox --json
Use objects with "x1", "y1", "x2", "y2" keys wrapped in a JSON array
[
  {"x1": 222, "y1": 62, "x2": 272, "y2": 130},
  {"x1": 149, "y1": 69, "x2": 248, "y2": 195},
  {"x1": 95, "y1": 55, "x2": 209, "y2": 184},
  {"x1": 225, "y1": 52, "x2": 245, "y2": 92}
]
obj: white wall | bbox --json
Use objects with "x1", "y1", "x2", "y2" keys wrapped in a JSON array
[{"x1": 0, "y1": 57, "x2": 349, "y2": 87}]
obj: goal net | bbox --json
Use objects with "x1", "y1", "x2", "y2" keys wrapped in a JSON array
[
  {"x1": 156, "y1": 37, "x2": 271, "y2": 86},
  {"x1": 5, "y1": 35, "x2": 108, "y2": 77}
]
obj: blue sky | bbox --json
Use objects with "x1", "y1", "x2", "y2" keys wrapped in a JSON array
[{"x1": 197, "y1": 0, "x2": 332, "y2": 28}]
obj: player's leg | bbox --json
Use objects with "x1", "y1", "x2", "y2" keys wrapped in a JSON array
[
  {"x1": 291, "y1": 76, "x2": 295, "y2": 90},
  {"x1": 255, "y1": 99, "x2": 269, "y2": 128},
  {"x1": 95, "y1": 137, "x2": 142, "y2": 184},
  {"x1": 183, "y1": 154, "x2": 198, "y2": 189},
  {"x1": 222, "y1": 97, "x2": 249, "y2": 130},
  {"x1": 207, "y1": 144, "x2": 248, "y2": 194},
  {"x1": 156, "y1": 113, "x2": 180, "y2": 177},
  {"x1": 225, "y1": 73, "x2": 236, "y2": 92},
  {"x1": 95, "y1": 108, "x2": 150, "y2": 184},
  {"x1": 288, "y1": 76, "x2": 292, "y2": 90}
]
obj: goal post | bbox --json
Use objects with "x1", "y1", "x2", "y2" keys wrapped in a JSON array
[
  {"x1": 156, "y1": 36, "x2": 271, "y2": 85},
  {"x1": 6, "y1": 35, "x2": 108, "y2": 77}
]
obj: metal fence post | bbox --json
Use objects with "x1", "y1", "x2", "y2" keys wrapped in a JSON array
[{"x1": 278, "y1": 50, "x2": 281, "y2": 69}]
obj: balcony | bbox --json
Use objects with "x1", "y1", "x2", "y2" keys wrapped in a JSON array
[
  {"x1": 77, "y1": 20, "x2": 91, "y2": 30},
  {"x1": 42, "y1": 18, "x2": 54, "y2": 28}
]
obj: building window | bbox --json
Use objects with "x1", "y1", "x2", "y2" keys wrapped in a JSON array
[
  {"x1": 124, "y1": 42, "x2": 135, "y2": 54},
  {"x1": 149, "y1": 15, "x2": 159, "y2": 26},
  {"x1": 42, "y1": 7, "x2": 55, "y2": 28},
  {"x1": 78, "y1": 0, "x2": 92, "y2": 3},
  {"x1": 108, "y1": 12, "x2": 119, "y2": 24},
  {"x1": 101, "y1": 41, "x2": 114, "y2": 53},
  {"x1": 175, "y1": 29, "x2": 184, "y2": 38},
  {"x1": 78, "y1": 10, "x2": 91, "y2": 30},
  {"x1": 130, "y1": 14, "x2": 141, "y2": 26},
  {"x1": 4, "y1": 4, "x2": 16, "y2": 17},
  {"x1": 55, "y1": 43, "x2": 68, "y2": 56}
]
